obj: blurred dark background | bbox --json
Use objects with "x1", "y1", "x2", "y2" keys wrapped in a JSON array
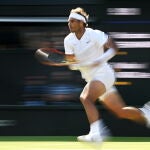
[{"x1": 0, "y1": 0, "x2": 149, "y2": 136}]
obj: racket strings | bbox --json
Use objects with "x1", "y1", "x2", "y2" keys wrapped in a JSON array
[{"x1": 48, "y1": 51, "x2": 66, "y2": 63}]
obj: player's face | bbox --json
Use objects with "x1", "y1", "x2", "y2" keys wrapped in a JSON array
[{"x1": 68, "y1": 18, "x2": 83, "y2": 32}]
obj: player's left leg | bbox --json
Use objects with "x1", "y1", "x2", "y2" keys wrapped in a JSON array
[{"x1": 101, "y1": 90, "x2": 148, "y2": 125}]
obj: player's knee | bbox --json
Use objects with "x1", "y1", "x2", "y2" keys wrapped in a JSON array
[
  {"x1": 80, "y1": 95, "x2": 91, "y2": 104},
  {"x1": 80, "y1": 96, "x2": 87, "y2": 103}
]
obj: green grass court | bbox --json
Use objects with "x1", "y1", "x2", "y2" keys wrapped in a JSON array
[{"x1": 0, "y1": 136, "x2": 150, "y2": 150}]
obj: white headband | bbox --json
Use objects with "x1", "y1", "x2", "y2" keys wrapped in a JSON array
[{"x1": 68, "y1": 13, "x2": 87, "y2": 23}]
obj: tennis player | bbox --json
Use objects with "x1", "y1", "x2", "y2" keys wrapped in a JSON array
[{"x1": 64, "y1": 7, "x2": 150, "y2": 142}]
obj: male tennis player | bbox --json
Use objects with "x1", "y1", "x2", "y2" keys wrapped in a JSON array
[{"x1": 64, "y1": 7, "x2": 150, "y2": 142}]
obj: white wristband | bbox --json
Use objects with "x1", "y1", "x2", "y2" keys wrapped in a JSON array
[{"x1": 95, "y1": 48, "x2": 116, "y2": 63}]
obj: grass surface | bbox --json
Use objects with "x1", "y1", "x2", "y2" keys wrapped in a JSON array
[
  {"x1": 0, "y1": 136, "x2": 150, "y2": 142},
  {"x1": 0, "y1": 136, "x2": 150, "y2": 150}
]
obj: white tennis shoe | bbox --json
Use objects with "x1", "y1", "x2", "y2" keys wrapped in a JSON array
[
  {"x1": 77, "y1": 132, "x2": 103, "y2": 142},
  {"x1": 77, "y1": 126, "x2": 110, "y2": 142},
  {"x1": 140, "y1": 101, "x2": 150, "y2": 128}
]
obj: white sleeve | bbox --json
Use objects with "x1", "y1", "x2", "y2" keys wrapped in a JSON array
[
  {"x1": 64, "y1": 37, "x2": 74, "y2": 55},
  {"x1": 94, "y1": 30, "x2": 108, "y2": 47}
]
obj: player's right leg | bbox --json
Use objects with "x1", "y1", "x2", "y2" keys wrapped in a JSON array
[{"x1": 77, "y1": 80, "x2": 110, "y2": 142}]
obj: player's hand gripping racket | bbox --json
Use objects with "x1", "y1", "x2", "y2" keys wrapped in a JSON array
[{"x1": 35, "y1": 48, "x2": 76, "y2": 66}]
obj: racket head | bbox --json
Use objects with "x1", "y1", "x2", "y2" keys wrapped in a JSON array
[
  {"x1": 35, "y1": 48, "x2": 66, "y2": 64},
  {"x1": 47, "y1": 48, "x2": 66, "y2": 63}
]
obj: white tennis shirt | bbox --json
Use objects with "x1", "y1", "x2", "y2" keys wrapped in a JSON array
[
  {"x1": 64, "y1": 27, "x2": 114, "y2": 83},
  {"x1": 64, "y1": 28, "x2": 108, "y2": 63}
]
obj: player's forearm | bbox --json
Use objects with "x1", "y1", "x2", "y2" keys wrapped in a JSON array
[
  {"x1": 97, "y1": 37, "x2": 118, "y2": 63},
  {"x1": 95, "y1": 48, "x2": 117, "y2": 63},
  {"x1": 76, "y1": 48, "x2": 117, "y2": 68}
]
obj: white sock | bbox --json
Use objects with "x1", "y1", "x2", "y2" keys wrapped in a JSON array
[
  {"x1": 89, "y1": 119, "x2": 105, "y2": 134},
  {"x1": 139, "y1": 107, "x2": 150, "y2": 127}
]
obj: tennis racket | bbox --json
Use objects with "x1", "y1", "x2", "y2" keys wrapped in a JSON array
[
  {"x1": 35, "y1": 48, "x2": 98, "y2": 68},
  {"x1": 35, "y1": 48, "x2": 76, "y2": 66}
]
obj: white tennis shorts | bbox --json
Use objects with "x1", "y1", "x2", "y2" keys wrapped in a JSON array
[{"x1": 79, "y1": 63, "x2": 117, "y2": 100}]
